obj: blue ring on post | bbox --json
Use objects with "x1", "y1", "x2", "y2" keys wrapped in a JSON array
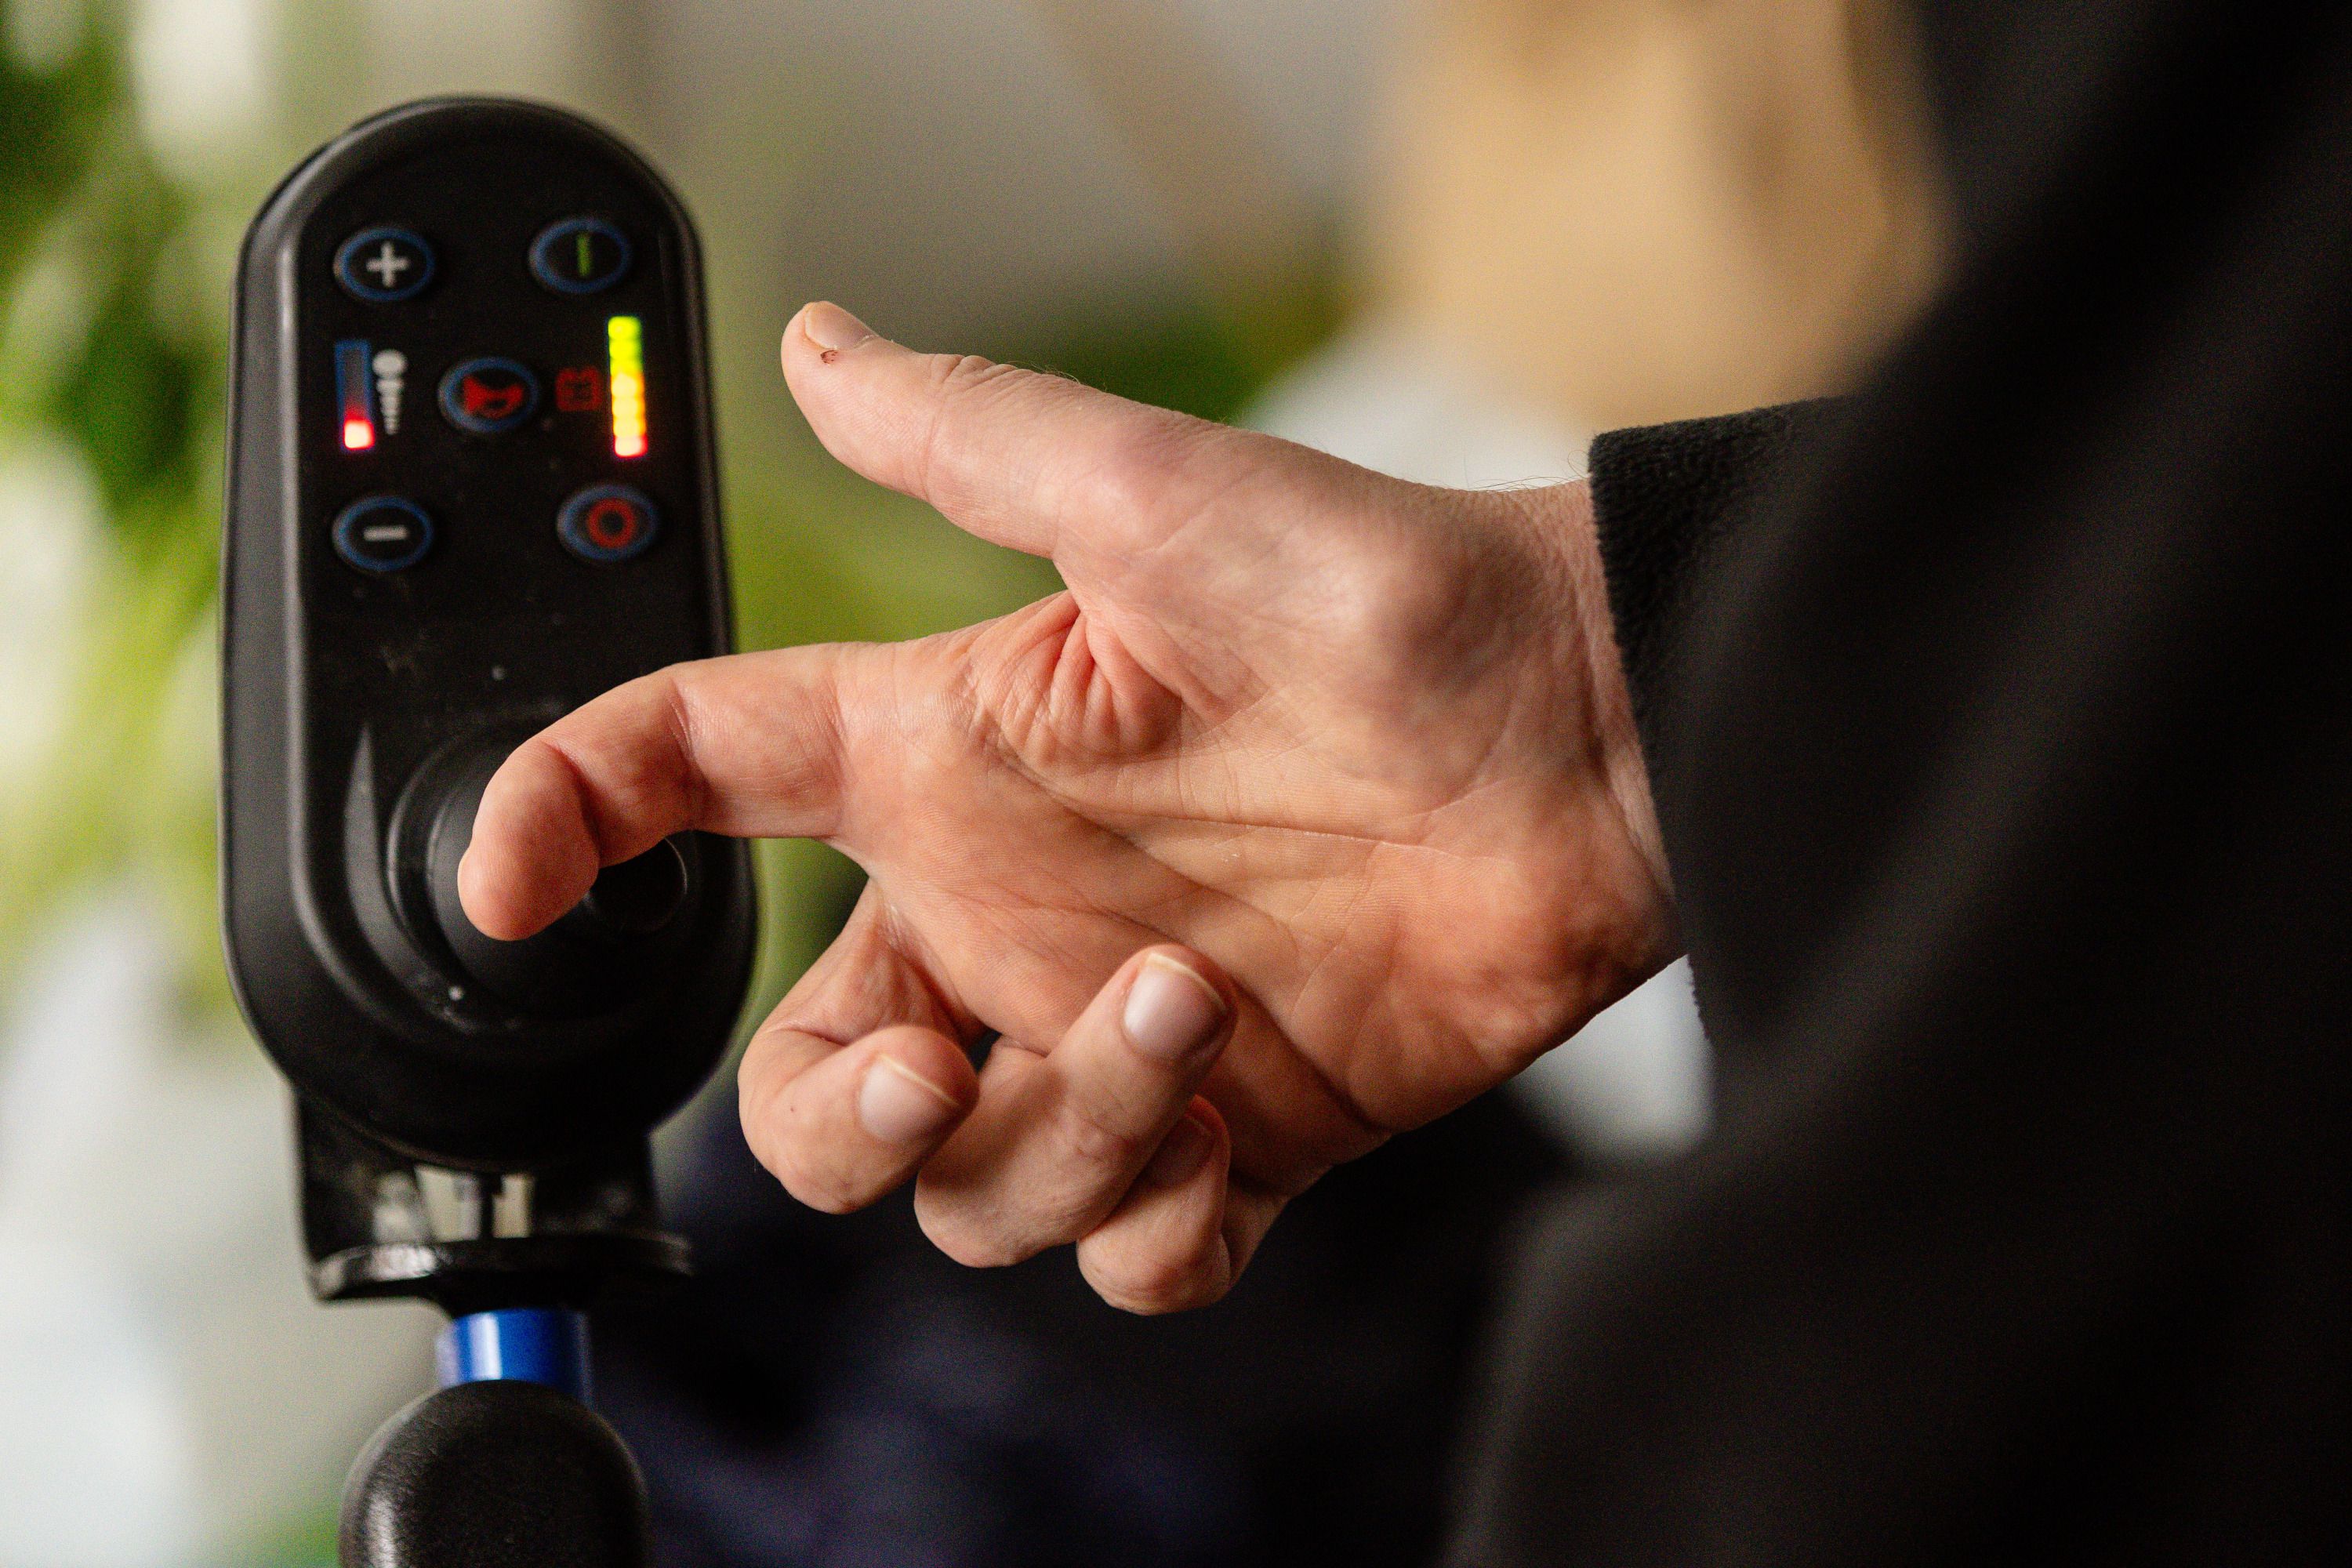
[
  {"x1": 437, "y1": 1307, "x2": 591, "y2": 1400},
  {"x1": 331, "y1": 495, "x2": 434, "y2": 573},
  {"x1": 529, "y1": 217, "x2": 633, "y2": 296},
  {"x1": 333, "y1": 226, "x2": 435, "y2": 303}
]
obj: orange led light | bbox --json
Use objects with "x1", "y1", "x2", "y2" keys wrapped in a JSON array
[
  {"x1": 608, "y1": 315, "x2": 646, "y2": 459},
  {"x1": 343, "y1": 418, "x2": 375, "y2": 451}
]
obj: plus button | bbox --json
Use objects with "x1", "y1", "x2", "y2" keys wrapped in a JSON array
[
  {"x1": 365, "y1": 242, "x2": 410, "y2": 288},
  {"x1": 334, "y1": 227, "x2": 435, "y2": 303}
]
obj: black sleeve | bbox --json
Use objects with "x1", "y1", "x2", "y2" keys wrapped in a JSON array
[
  {"x1": 1452, "y1": 2, "x2": 2352, "y2": 1563},
  {"x1": 1585, "y1": 401, "x2": 1840, "y2": 764}
]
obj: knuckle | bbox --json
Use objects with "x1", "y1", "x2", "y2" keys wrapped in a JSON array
[
  {"x1": 1332, "y1": 530, "x2": 1472, "y2": 660},
  {"x1": 1068, "y1": 413, "x2": 1210, "y2": 536},
  {"x1": 1054, "y1": 1094, "x2": 1146, "y2": 1171},
  {"x1": 740, "y1": 1080, "x2": 880, "y2": 1217},
  {"x1": 915, "y1": 1197, "x2": 1036, "y2": 1271},
  {"x1": 915, "y1": 354, "x2": 1029, "y2": 501},
  {"x1": 771, "y1": 1144, "x2": 869, "y2": 1217},
  {"x1": 785, "y1": 1174, "x2": 864, "y2": 1218},
  {"x1": 1083, "y1": 1247, "x2": 1210, "y2": 1316},
  {"x1": 927, "y1": 350, "x2": 1014, "y2": 402},
  {"x1": 926, "y1": 357, "x2": 1031, "y2": 442},
  {"x1": 735, "y1": 1073, "x2": 788, "y2": 1176}
]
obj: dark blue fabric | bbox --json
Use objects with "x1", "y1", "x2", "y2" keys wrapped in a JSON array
[{"x1": 597, "y1": 1078, "x2": 1568, "y2": 1568}]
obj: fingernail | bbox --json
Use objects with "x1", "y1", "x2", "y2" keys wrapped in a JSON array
[
  {"x1": 1123, "y1": 954, "x2": 1228, "y2": 1064},
  {"x1": 857, "y1": 1054, "x2": 960, "y2": 1144},
  {"x1": 802, "y1": 302, "x2": 875, "y2": 354},
  {"x1": 1145, "y1": 1112, "x2": 1214, "y2": 1188}
]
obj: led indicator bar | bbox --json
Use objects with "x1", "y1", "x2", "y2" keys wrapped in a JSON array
[
  {"x1": 608, "y1": 315, "x2": 646, "y2": 459},
  {"x1": 335, "y1": 339, "x2": 376, "y2": 451}
]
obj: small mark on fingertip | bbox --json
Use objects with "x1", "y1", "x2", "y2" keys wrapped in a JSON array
[{"x1": 802, "y1": 301, "x2": 876, "y2": 354}]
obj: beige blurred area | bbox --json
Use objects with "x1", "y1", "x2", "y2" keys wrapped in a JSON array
[
  {"x1": 1367, "y1": 0, "x2": 1944, "y2": 426},
  {"x1": 1004, "y1": 0, "x2": 1944, "y2": 427}
]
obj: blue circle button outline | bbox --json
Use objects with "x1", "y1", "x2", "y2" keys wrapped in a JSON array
[
  {"x1": 557, "y1": 484, "x2": 661, "y2": 564},
  {"x1": 438, "y1": 356, "x2": 542, "y2": 434},
  {"x1": 332, "y1": 495, "x2": 434, "y2": 573},
  {"x1": 333, "y1": 226, "x2": 436, "y2": 303},
  {"x1": 529, "y1": 217, "x2": 633, "y2": 296}
]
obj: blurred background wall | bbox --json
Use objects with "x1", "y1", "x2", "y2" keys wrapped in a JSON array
[{"x1": 0, "y1": 0, "x2": 1937, "y2": 1563}]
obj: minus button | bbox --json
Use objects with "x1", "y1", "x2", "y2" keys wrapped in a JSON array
[{"x1": 333, "y1": 495, "x2": 434, "y2": 573}]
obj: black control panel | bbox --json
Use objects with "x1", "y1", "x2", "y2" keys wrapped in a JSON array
[{"x1": 223, "y1": 99, "x2": 755, "y2": 1186}]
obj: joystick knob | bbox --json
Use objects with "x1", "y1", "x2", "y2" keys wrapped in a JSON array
[{"x1": 389, "y1": 733, "x2": 702, "y2": 1018}]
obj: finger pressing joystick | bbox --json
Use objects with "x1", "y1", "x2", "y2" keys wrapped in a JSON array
[{"x1": 391, "y1": 732, "x2": 702, "y2": 1019}]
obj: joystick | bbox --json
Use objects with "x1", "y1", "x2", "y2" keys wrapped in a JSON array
[{"x1": 222, "y1": 98, "x2": 756, "y2": 1564}]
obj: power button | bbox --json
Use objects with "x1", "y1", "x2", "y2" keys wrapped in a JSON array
[
  {"x1": 530, "y1": 217, "x2": 633, "y2": 296},
  {"x1": 557, "y1": 485, "x2": 659, "y2": 563}
]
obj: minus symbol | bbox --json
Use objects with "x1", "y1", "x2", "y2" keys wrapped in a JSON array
[{"x1": 361, "y1": 524, "x2": 413, "y2": 542}]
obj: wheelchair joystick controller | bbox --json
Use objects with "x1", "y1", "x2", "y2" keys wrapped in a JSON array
[{"x1": 221, "y1": 99, "x2": 755, "y2": 1566}]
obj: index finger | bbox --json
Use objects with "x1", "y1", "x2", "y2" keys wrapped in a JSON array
[{"x1": 456, "y1": 643, "x2": 861, "y2": 940}]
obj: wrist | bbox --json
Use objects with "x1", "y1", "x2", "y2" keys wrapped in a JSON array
[{"x1": 1530, "y1": 479, "x2": 1675, "y2": 916}]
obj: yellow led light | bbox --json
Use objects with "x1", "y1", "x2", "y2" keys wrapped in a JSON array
[{"x1": 608, "y1": 315, "x2": 646, "y2": 459}]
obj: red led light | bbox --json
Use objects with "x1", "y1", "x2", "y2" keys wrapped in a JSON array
[{"x1": 336, "y1": 339, "x2": 379, "y2": 452}]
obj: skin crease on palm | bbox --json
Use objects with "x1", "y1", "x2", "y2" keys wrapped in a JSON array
[{"x1": 456, "y1": 301, "x2": 1679, "y2": 1315}]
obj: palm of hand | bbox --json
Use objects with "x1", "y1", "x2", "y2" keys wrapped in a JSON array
[{"x1": 850, "y1": 470, "x2": 1665, "y2": 1195}]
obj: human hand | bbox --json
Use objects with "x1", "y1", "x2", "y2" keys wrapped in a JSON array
[{"x1": 458, "y1": 303, "x2": 1675, "y2": 1312}]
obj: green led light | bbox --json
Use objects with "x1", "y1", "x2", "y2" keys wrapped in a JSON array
[{"x1": 608, "y1": 315, "x2": 645, "y2": 458}]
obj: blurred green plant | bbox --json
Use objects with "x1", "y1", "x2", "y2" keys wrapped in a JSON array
[{"x1": 0, "y1": 8, "x2": 220, "y2": 1002}]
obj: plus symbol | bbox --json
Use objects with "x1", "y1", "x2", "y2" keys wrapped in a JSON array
[{"x1": 365, "y1": 241, "x2": 411, "y2": 289}]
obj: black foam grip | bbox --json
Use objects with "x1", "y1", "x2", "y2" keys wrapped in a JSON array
[{"x1": 340, "y1": 1381, "x2": 650, "y2": 1568}]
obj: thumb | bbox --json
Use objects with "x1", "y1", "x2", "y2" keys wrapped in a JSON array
[{"x1": 781, "y1": 301, "x2": 1258, "y2": 569}]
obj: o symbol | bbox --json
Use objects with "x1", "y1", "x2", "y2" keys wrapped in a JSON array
[
  {"x1": 558, "y1": 485, "x2": 660, "y2": 563},
  {"x1": 585, "y1": 499, "x2": 637, "y2": 550}
]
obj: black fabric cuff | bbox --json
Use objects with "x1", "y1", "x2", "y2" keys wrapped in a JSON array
[{"x1": 1587, "y1": 401, "x2": 1841, "y2": 764}]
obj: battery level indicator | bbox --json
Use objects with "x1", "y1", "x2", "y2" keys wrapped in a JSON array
[
  {"x1": 608, "y1": 315, "x2": 646, "y2": 459},
  {"x1": 336, "y1": 339, "x2": 376, "y2": 450}
]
